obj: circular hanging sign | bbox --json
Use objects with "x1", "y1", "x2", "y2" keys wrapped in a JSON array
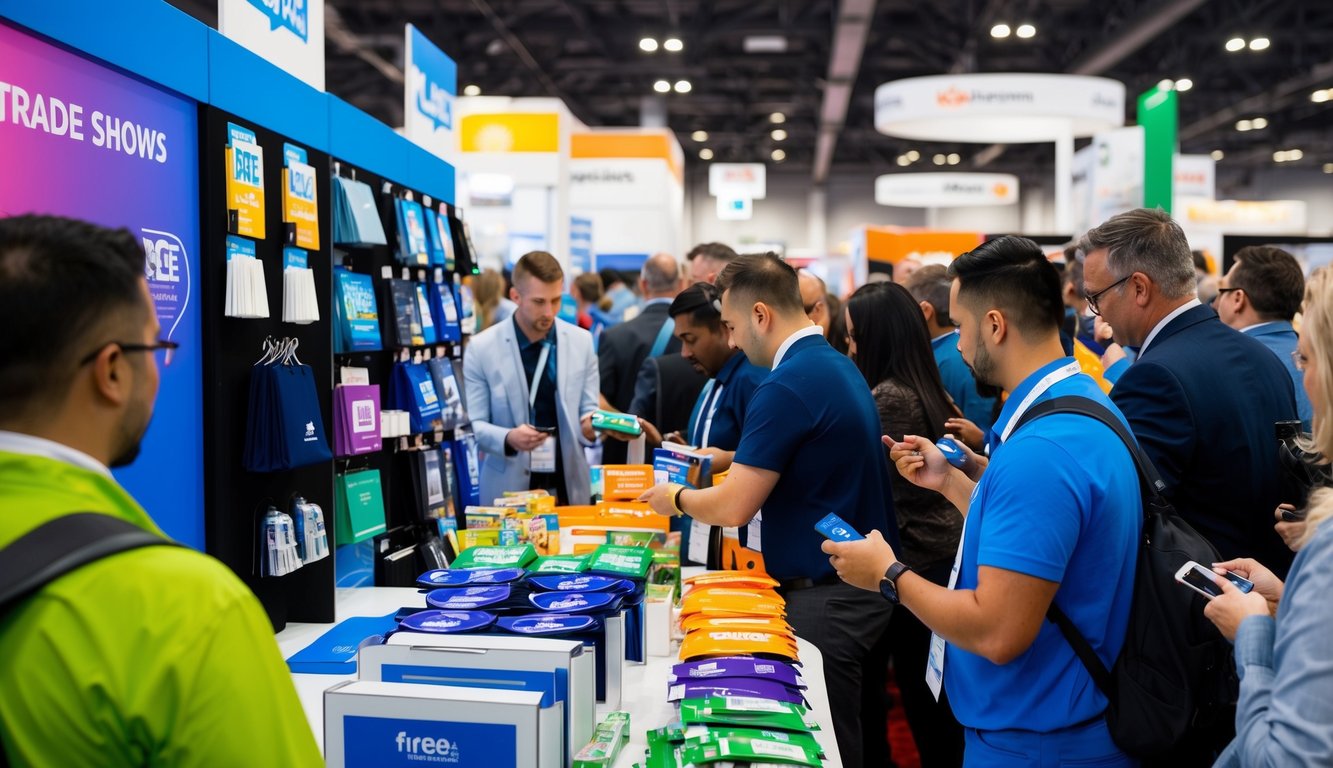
[{"x1": 875, "y1": 173, "x2": 1019, "y2": 207}]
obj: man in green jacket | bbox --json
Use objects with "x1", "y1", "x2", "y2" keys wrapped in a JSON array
[{"x1": 0, "y1": 215, "x2": 321, "y2": 766}]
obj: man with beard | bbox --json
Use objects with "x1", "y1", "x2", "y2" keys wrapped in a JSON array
[
  {"x1": 822, "y1": 236, "x2": 1141, "y2": 767},
  {"x1": 0, "y1": 215, "x2": 321, "y2": 765}
]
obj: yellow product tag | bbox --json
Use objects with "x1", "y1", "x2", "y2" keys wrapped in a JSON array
[
  {"x1": 281, "y1": 161, "x2": 320, "y2": 249},
  {"x1": 226, "y1": 141, "x2": 266, "y2": 239}
]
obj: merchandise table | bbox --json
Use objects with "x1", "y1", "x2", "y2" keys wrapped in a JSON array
[{"x1": 277, "y1": 586, "x2": 843, "y2": 767}]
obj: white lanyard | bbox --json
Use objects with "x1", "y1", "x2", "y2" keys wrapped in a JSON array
[
  {"x1": 996, "y1": 361, "x2": 1082, "y2": 443},
  {"x1": 698, "y1": 383, "x2": 725, "y2": 447},
  {"x1": 528, "y1": 342, "x2": 551, "y2": 414}
]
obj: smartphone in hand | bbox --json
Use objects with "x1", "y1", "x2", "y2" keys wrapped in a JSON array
[{"x1": 1174, "y1": 560, "x2": 1254, "y2": 599}]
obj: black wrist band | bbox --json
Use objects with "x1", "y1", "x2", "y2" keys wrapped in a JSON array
[{"x1": 673, "y1": 486, "x2": 686, "y2": 516}]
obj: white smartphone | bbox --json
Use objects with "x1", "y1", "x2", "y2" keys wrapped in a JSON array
[{"x1": 1174, "y1": 560, "x2": 1255, "y2": 599}]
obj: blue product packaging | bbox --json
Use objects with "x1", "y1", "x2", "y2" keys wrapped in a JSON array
[
  {"x1": 397, "y1": 610, "x2": 498, "y2": 634},
  {"x1": 526, "y1": 574, "x2": 625, "y2": 594},
  {"x1": 417, "y1": 568, "x2": 528, "y2": 589},
  {"x1": 425, "y1": 585, "x2": 513, "y2": 610},
  {"x1": 528, "y1": 591, "x2": 622, "y2": 614},
  {"x1": 496, "y1": 614, "x2": 601, "y2": 636}
]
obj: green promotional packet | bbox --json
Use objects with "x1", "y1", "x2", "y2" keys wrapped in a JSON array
[
  {"x1": 683, "y1": 727, "x2": 823, "y2": 758},
  {"x1": 573, "y1": 711, "x2": 631, "y2": 768},
  {"x1": 586, "y1": 544, "x2": 654, "y2": 579},
  {"x1": 449, "y1": 543, "x2": 537, "y2": 569},
  {"x1": 529, "y1": 554, "x2": 589, "y2": 574},
  {"x1": 645, "y1": 731, "x2": 684, "y2": 768},
  {"x1": 679, "y1": 696, "x2": 816, "y2": 734},
  {"x1": 679, "y1": 733, "x2": 822, "y2": 767},
  {"x1": 591, "y1": 409, "x2": 643, "y2": 436}
]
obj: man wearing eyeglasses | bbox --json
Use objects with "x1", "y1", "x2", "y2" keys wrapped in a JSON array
[
  {"x1": 0, "y1": 215, "x2": 321, "y2": 766},
  {"x1": 1080, "y1": 209, "x2": 1297, "y2": 583}
]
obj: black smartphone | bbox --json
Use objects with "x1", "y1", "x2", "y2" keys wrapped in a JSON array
[{"x1": 1281, "y1": 507, "x2": 1308, "y2": 523}]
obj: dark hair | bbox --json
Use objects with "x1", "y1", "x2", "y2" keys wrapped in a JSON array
[
  {"x1": 715, "y1": 252, "x2": 803, "y2": 315},
  {"x1": 514, "y1": 250, "x2": 564, "y2": 285},
  {"x1": 1192, "y1": 250, "x2": 1209, "y2": 272},
  {"x1": 826, "y1": 294, "x2": 849, "y2": 355},
  {"x1": 947, "y1": 235, "x2": 1064, "y2": 338},
  {"x1": 686, "y1": 242, "x2": 738, "y2": 264},
  {"x1": 668, "y1": 282, "x2": 723, "y2": 331},
  {"x1": 1064, "y1": 259, "x2": 1086, "y2": 300},
  {"x1": 598, "y1": 267, "x2": 623, "y2": 287},
  {"x1": 904, "y1": 264, "x2": 952, "y2": 326},
  {"x1": 1231, "y1": 246, "x2": 1305, "y2": 321},
  {"x1": 0, "y1": 215, "x2": 148, "y2": 410},
  {"x1": 846, "y1": 282, "x2": 958, "y2": 440},
  {"x1": 1076, "y1": 208, "x2": 1195, "y2": 299}
]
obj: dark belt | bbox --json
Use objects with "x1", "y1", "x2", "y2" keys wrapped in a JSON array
[{"x1": 775, "y1": 572, "x2": 842, "y2": 595}]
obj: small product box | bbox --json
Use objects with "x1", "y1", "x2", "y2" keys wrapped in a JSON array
[
  {"x1": 590, "y1": 409, "x2": 642, "y2": 437},
  {"x1": 590, "y1": 464, "x2": 655, "y2": 502}
]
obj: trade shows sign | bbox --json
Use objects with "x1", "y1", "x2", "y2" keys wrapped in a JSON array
[
  {"x1": 709, "y1": 163, "x2": 766, "y2": 200},
  {"x1": 219, "y1": 0, "x2": 326, "y2": 90},
  {"x1": 404, "y1": 24, "x2": 457, "y2": 160},
  {"x1": 0, "y1": 20, "x2": 204, "y2": 548},
  {"x1": 874, "y1": 173, "x2": 1019, "y2": 207}
]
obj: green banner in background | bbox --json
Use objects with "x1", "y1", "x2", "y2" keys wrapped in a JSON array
[{"x1": 1138, "y1": 86, "x2": 1179, "y2": 213}]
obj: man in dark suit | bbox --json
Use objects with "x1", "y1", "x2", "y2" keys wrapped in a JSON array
[{"x1": 1080, "y1": 208, "x2": 1297, "y2": 578}]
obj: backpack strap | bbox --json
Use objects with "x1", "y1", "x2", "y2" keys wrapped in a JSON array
[
  {"x1": 1010, "y1": 395, "x2": 1163, "y2": 700},
  {"x1": 0, "y1": 513, "x2": 180, "y2": 612}
]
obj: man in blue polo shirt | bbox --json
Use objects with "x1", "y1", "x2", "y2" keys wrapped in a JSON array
[
  {"x1": 822, "y1": 236, "x2": 1141, "y2": 767},
  {"x1": 639, "y1": 253, "x2": 898, "y2": 768},
  {"x1": 906, "y1": 265, "x2": 997, "y2": 435}
]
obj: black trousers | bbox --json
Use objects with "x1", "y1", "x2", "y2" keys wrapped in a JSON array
[{"x1": 783, "y1": 580, "x2": 894, "y2": 768}]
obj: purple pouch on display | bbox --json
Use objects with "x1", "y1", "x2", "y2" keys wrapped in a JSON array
[
  {"x1": 668, "y1": 678, "x2": 809, "y2": 707},
  {"x1": 424, "y1": 585, "x2": 512, "y2": 610},
  {"x1": 397, "y1": 610, "x2": 497, "y2": 634},
  {"x1": 526, "y1": 574, "x2": 625, "y2": 593},
  {"x1": 528, "y1": 590, "x2": 622, "y2": 614},
  {"x1": 670, "y1": 657, "x2": 806, "y2": 688},
  {"x1": 416, "y1": 568, "x2": 527, "y2": 589},
  {"x1": 496, "y1": 614, "x2": 601, "y2": 635}
]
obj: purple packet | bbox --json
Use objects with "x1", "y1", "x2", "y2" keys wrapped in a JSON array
[
  {"x1": 667, "y1": 677, "x2": 809, "y2": 707},
  {"x1": 670, "y1": 657, "x2": 805, "y2": 688}
]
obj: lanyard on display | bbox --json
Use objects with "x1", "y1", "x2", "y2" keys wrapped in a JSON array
[
  {"x1": 693, "y1": 383, "x2": 725, "y2": 447},
  {"x1": 528, "y1": 342, "x2": 551, "y2": 417}
]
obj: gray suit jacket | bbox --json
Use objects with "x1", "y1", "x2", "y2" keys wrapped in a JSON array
[{"x1": 462, "y1": 318, "x2": 599, "y2": 505}]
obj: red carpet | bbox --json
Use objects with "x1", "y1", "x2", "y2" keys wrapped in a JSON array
[{"x1": 886, "y1": 668, "x2": 921, "y2": 768}]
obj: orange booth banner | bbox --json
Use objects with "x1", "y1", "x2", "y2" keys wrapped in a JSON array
[{"x1": 863, "y1": 227, "x2": 984, "y2": 265}]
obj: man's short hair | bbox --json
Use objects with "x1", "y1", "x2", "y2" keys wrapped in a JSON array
[
  {"x1": 1064, "y1": 259, "x2": 1086, "y2": 300},
  {"x1": 1077, "y1": 208, "x2": 1196, "y2": 299},
  {"x1": 715, "y1": 252, "x2": 803, "y2": 315},
  {"x1": 686, "y1": 242, "x2": 738, "y2": 264},
  {"x1": 0, "y1": 215, "x2": 147, "y2": 411},
  {"x1": 1231, "y1": 246, "x2": 1305, "y2": 321},
  {"x1": 947, "y1": 236, "x2": 1064, "y2": 338},
  {"x1": 904, "y1": 264, "x2": 952, "y2": 326},
  {"x1": 641, "y1": 253, "x2": 681, "y2": 294},
  {"x1": 668, "y1": 282, "x2": 723, "y2": 331},
  {"x1": 514, "y1": 250, "x2": 564, "y2": 285},
  {"x1": 597, "y1": 267, "x2": 622, "y2": 287}
]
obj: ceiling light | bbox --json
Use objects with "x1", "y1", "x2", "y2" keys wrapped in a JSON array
[
  {"x1": 1210, "y1": 150, "x2": 1225, "y2": 161},
  {"x1": 639, "y1": 37, "x2": 659, "y2": 52},
  {"x1": 664, "y1": 37, "x2": 683, "y2": 52},
  {"x1": 743, "y1": 35, "x2": 788, "y2": 53},
  {"x1": 947, "y1": 153, "x2": 961, "y2": 165},
  {"x1": 1225, "y1": 37, "x2": 1246, "y2": 52},
  {"x1": 1175, "y1": 78, "x2": 1193, "y2": 92},
  {"x1": 1249, "y1": 37, "x2": 1270, "y2": 51},
  {"x1": 770, "y1": 112, "x2": 786, "y2": 124},
  {"x1": 1252, "y1": 116, "x2": 1268, "y2": 129},
  {"x1": 771, "y1": 128, "x2": 787, "y2": 141},
  {"x1": 990, "y1": 24, "x2": 1011, "y2": 38},
  {"x1": 896, "y1": 155, "x2": 911, "y2": 166},
  {"x1": 1287, "y1": 148, "x2": 1303, "y2": 161},
  {"x1": 906, "y1": 150, "x2": 920, "y2": 162},
  {"x1": 1324, "y1": 163, "x2": 1333, "y2": 174},
  {"x1": 771, "y1": 149, "x2": 786, "y2": 162},
  {"x1": 1235, "y1": 119, "x2": 1253, "y2": 132},
  {"x1": 1273, "y1": 150, "x2": 1286, "y2": 162},
  {"x1": 653, "y1": 80, "x2": 671, "y2": 93},
  {"x1": 1158, "y1": 78, "x2": 1175, "y2": 91},
  {"x1": 699, "y1": 148, "x2": 714, "y2": 160},
  {"x1": 462, "y1": 84, "x2": 481, "y2": 96},
  {"x1": 933, "y1": 154, "x2": 947, "y2": 165},
  {"x1": 1016, "y1": 23, "x2": 1036, "y2": 39},
  {"x1": 691, "y1": 130, "x2": 708, "y2": 142},
  {"x1": 1312, "y1": 89, "x2": 1332, "y2": 103},
  {"x1": 674, "y1": 80, "x2": 692, "y2": 93}
]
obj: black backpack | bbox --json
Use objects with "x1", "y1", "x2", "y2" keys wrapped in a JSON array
[
  {"x1": 1015, "y1": 396, "x2": 1237, "y2": 762},
  {"x1": 0, "y1": 513, "x2": 180, "y2": 767}
]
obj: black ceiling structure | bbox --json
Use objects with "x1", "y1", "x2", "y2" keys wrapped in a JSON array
[{"x1": 167, "y1": 0, "x2": 1332, "y2": 193}]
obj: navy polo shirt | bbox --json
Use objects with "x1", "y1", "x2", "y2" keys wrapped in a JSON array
[
  {"x1": 689, "y1": 351, "x2": 769, "y2": 451},
  {"x1": 733, "y1": 334, "x2": 899, "y2": 581}
]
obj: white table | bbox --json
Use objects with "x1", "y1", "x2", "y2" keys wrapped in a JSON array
[{"x1": 277, "y1": 587, "x2": 842, "y2": 768}]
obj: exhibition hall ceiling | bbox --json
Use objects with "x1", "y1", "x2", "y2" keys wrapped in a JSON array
[{"x1": 168, "y1": 0, "x2": 1332, "y2": 188}]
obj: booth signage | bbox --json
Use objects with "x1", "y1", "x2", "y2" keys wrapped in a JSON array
[
  {"x1": 709, "y1": 163, "x2": 767, "y2": 200},
  {"x1": 219, "y1": 0, "x2": 325, "y2": 91},
  {"x1": 716, "y1": 195, "x2": 753, "y2": 221},
  {"x1": 1174, "y1": 154, "x2": 1215, "y2": 201},
  {"x1": 570, "y1": 216, "x2": 593, "y2": 273},
  {"x1": 874, "y1": 173, "x2": 1018, "y2": 207},
  {"x1": 404, "y1": 24, "x2": 457, "y2": 160}
]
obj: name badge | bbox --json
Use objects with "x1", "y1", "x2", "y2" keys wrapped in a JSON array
[{"x1": 532, "y1": 434, "x2": 557, "y2": 474}]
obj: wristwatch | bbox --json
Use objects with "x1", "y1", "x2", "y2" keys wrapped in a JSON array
[{"x1": 879, "y1": 561, "x2": 911, "y2": 604}]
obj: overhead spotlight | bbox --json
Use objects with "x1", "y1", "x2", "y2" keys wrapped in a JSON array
[
  {"x1": 1210, "y1": 150, "x2": 1225, "y2": 161},
  {"x1": 771, "y1": 128, "x2": 787, "y2": 141},
  {"x1": 699, "y1": 148, "x2": 714, "y2": 160},
  {"x1": 639, "y1": 37, "x2": 659, "y2": 52},
  {"x1": 933, "y1": 154, "x2": 947, "y2": 165},
  {"x1": 1249, "y1": 37, "x2": 1270, "y2": 51},
  {"x1": 664, "y1": 37, "x2": 683, "y2": 52},
  {"x1": 906, "y1": 149, "x2": 920, "y2": 162},
  {"x1": 1158, "y1": 78, "x2": 1175, "y2": 91},
  {"x1": 653, "y1": 79, "x2": 671, "y2": 93},
  {"x1": 1312, "y1": 89, "x2": 1332, "y2": 103},
  {"x1": 770, "y1": 112, "x2": 786, "y2": 124},
  {"x1": 1016, "y1": 23, "x2": 1036, "y2": 38},
  {"x1": 1324, "y1": 163, "x2": 1333, "y2": 174},
  {"x1": 896, "y1": 155, "x2": 911, "y2": 166},
  {"x1": 990, "y1": 23, "x2": 1011, "y2": 38},
  {"x1": 1175, "y1": 78, "x2": 1193, "y2": 92},
  {"x1": 771, "y1": 149, "x2": 787, "y2": 162},
  {"x1": 1225, "y1": 37, "x2": 1246, "y2": 52},
  {"x1": 1273, "y1": 150, "x2": 1286, "y2": 162},
  {"x1": 1252, "y1": 116, "x2": 1268, "y2": 129},
  {"x1": 691, "y1": 130, "x2": 709, "y2": 142},
  {"x1": 947, "y1": 153, "x2": 961, "y2": 165},
  {"x1": 1235, "y1": 119, "x2": 1253, "y2": 132},
  {"x1": 1287, "y1": 148, "x2": 1303, "y2": 161},
  {"x1": 462, "y1": 84, "x2": 481, "y2": 96},
  {"x1": 674, "y1": 80, "x2": 692, "y2": 93}
]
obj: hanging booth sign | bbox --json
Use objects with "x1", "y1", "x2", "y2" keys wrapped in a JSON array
[
  {"x1": 716, "y1": 196, "x2": 753, "y2": 221},
  {"x1": 404, "y1": 24, "x2": 456, "y2": 160},
  {"x1": 219, "y1": 0, "x2": 326, "y2": 91},
  {"x1": 709, "y1": 163, "x2": 766, "y2": 200},
  {"x1": 874, "y1": 173, "x2": 1019, "y2": 208}
]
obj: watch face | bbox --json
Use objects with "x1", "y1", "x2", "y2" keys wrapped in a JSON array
[{"x1": 879, "y1": 577, "x2": 899, "y2": 604}]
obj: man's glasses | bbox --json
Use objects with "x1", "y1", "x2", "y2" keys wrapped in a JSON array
[
  {"x1": 1086, "y1": 275, "x2": 1132, "y2": 316},
  {"x1": 804, "y1": 299, "x2": 824, "y2": 315},
  {"x1": 1292, "y1": 349, "x2": 1309, "y2": 372},
  {"x1": 79, "y1": 339, "x2": 180, "y2": 367},
  {"x1": 1214, "y1": 287, "x2": 1242, "y2": 304}
]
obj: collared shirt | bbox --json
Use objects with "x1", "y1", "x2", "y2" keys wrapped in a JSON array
[
  {"x1": 1139, "y1": 298, "x2": 1202, "y2": 356},
  {"x1": 1242, "y1": 320, "x2": 1313, "y2": 430},
  {"x1": 689, "y1": 351, "x2": 768, "y2": 452},
  {"x1": 0, "y1": 431, "x2": 110, "y2": 477},
  {"x1": 513, "y1": 316, "x2": 558, "y2": 428},
  {"x1": 772, "y1": 325, "x2": 824, "y2": 368}
]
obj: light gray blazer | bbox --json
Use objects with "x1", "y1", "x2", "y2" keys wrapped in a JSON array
[{"x1": 463, "y1": 318, "x2": 599, "y2": 505}]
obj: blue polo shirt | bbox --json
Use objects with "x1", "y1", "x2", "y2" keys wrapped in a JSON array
[
  {"x1": 1245, "y1": 321, "x2": 1313, "y2": 431},
  {"x1": 687, "y1": 351, "x2": 769, "y2": 452},
  {"x1": 733, "y1": 334, "x2": 899, "y2": 581},
  {"x1": 932, "y1": 332, "x2": 997, "y2": 432},
  {"x1": 945, "y1": 357, "x2": 1141, "y2": 733}
]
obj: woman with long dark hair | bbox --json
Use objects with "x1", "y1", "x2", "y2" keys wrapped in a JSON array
[{"x1": 845, "y1": 281, "x2": 965, "y2": 767}]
